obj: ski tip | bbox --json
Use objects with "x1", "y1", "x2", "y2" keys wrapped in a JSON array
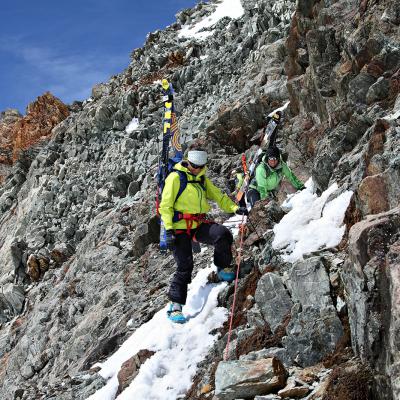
[
  {"x1": 162, "y1": 79, "x2": 169, "y2": 90},
  {"x1": 268, "y1": 101, "x2": 290, "y2": 117}
]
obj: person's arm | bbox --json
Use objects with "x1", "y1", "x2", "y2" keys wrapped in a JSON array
[
  {"x1": 255, "y1": 164, "x2": 269, "y2": 199},
  {"x1": 205, "y1": 178, "x2": 239, "y2": 213},
  {"x1": 282, "y1": 162, "x2": 305, "y2": 190},
  {"x1": 159, "y1": 173, "x2": 180, "y2": 230}
]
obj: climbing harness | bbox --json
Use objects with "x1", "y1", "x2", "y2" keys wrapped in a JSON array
[{"x1": 174, "y1": 213, "x2": 213, "y2": 236}]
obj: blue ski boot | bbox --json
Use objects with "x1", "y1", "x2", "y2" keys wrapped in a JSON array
[
  {"x1": 167, "y1": 302, "x2": 186, "y2": 324},
  {"x1": 218, "y1": 267, "x2": 235, "y2": 282}
]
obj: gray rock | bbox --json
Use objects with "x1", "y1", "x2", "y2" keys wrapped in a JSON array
[
  {"x1": 366, "y1": 77, "x2": 390, "y2": 104},
  {"x1": 255, "y1": 273, "x2": 293, "y2": 333},
  {"x1": 247, "y1": 303, "x2": 266, "y2": 329},
  {"x1": 0, "y1": 284, "x2": 25, "y2": 323},
  {"x1": 348, "y1": 73, "x2": 377, "y2": 104},
  {"x1": 240, "y1": 347, "x2": 291, "y2": 368},
  {"x1": 342, "y1": 208, "x2": 400, "y2": 398},
  {"x1": 92, "y1": 83, "x2": 110, "y2": 100},
  {"x1": 215, "y1": 358, "x2": 287, "y2": 400},
  {"x1": 283, "y1": 304, "x2": 344, "y2": 367},
  {"x1": 289, "y1": 256, "x2": 332, "y2": 309}
]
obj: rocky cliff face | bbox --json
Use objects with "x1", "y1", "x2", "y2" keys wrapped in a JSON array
[
  {"x1": 0, "y1": 93, "x2": 69, "y2": 166},
  {"x1": 0, "y1": 109, "x2": 23, "y2": 180},
  {"x1": 0, "y1": 0, "x2": 398, "y2": 399}
]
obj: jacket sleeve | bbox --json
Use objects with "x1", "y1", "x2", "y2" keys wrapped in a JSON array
[
  {"x1": 282, "y1": 162, "x2": 304, "y2": 190},
  {"x1": 205, "y1": 178, "x2": 239, "y2": 213},
  {"x1": 159, "y1": 172, "x2": 180, "y2": 230},
  {"x1": 255, "y1": 164, "x2": 269, "y2": 200}
]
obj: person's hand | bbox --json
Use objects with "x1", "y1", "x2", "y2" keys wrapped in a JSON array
[
  {"x1": 166, "y1": 230, "x2": 175, "y2": 250},
  {"x1": 235, "y1": 206, "x2": 249, "y2": 216}
]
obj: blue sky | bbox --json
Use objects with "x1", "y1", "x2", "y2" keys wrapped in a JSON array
[{"x1": 0, "y1": 0, "x2": 201, "y2": 113}]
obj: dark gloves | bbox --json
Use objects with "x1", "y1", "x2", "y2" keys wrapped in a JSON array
[
  {"x1": 235, "y1": 206, "x2": 249, "y2": 216},
  {"x1": 166, "y1": 230, "x2": 175, "y2": 250}
]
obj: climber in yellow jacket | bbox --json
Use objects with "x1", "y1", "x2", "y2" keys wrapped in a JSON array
[{"x1": 159, "y1": 146, "x2": 248, "y2": 323}]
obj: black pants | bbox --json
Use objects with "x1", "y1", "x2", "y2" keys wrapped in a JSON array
[
  {"x1": 246, "y1": 188, "x2": 260, "y2": 208},
  {"x1": 168, "y1": 223, "x2": 233, "y2": 305}
]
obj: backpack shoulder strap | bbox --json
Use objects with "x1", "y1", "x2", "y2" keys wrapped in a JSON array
[
  {"x1": 174, "y1": 172, "x2": 206, "y2": 204},
  {"x1": 175, "y1": 170, "x2": 188, "y2": 203},
  {"x1": 186, "y1": 175, "x2": 206, "y2": 190},
  {"x1": 199, "y1": 175, "x2": 206, "y2": 191}
]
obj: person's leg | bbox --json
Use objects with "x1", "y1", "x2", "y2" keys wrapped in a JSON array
[
  {"x1": 168, "y1": 233, "x2": 193, "y2": 305},
  {"x1": 246, "y1": 188, "x2": 260, "y2": 208},
  {"x1": 196, "y1": 223, "x2": 234, "y2": 276}
]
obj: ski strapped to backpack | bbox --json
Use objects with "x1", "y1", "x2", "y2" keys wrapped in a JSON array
[
  {"x1": 156, "y1": 79, "x2": 183, "y2": 252},
  {"x1": 236, "y1": 101, "x2": 290, "y2": 204}
]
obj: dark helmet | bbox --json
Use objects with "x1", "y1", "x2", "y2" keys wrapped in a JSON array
[{"x1": 266, "y1": 146, "x2": 280, "y2": 159}]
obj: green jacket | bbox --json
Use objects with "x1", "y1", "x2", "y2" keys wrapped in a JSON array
[
  {"x1": 159, "y1": 162, "x2": 239, "y2": 231},
  {"x1": 250, "y1": 156, "x2": 304, "y2": 200}
]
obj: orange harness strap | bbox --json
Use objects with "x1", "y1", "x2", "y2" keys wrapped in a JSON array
[{"x1": 174, "y1": 213, "x2": 213, "y2": 236}]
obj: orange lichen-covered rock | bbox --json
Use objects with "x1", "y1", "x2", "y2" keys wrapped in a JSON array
[
  {"x1": 11, "y1": 92, "x2": 69, "y2": 161},
  {"x1": 0, "y1": 93, "x2": 69, "y2": 183}
]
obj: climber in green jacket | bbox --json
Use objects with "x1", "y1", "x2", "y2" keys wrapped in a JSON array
[{"x1": 247, "y1": 146, "x2": 305, "y2": 207}]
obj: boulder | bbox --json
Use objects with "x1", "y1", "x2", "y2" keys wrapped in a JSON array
[
  {"x1": 240, "y1": 347, "x2": 291, "y2": 368},
  {"x1": 283, "y1": 304, "x2": 344, "y2": 367},
  {"x1": 278, "y1": 377, "x2": 310, "y2": 398},
  {"x1": 289, "y1": 256, "x2": 332, "y2": 309},
  {"x1": 0, "y1": 284, "x2": 25, "y2": 323},
  {"x1": 215, "y1": 358, "x2": 287, "y2": 400},
  {"x1": 342, "y1": 207, "x2": 400, "y2": 398},
  {"x1": 117, "y1": 349, "x2": 155, "y2": 395},
  {"x1": 255, "y1": 273, "x2": 293, "y2": 333}
]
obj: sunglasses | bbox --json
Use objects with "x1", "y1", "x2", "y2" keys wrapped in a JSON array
[
  {"x1": 189, "y1": 162, "x2": 206, "y2": 169},
  {"x1": 268, "y1": 157, "x2": 278, "y2": 161}
]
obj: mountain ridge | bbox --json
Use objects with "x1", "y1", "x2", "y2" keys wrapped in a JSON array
[{"x1": 0, "y1": 0, "x2": 399, "y2": 398}]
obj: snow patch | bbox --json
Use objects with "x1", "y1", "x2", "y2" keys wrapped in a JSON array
[
  {"x1": 384, "y1": 109, "x2": 400, "y2": 121},
  {"x1": 224, "y1": 214, "x2": 247, "y2": 238},
  {"x1": 125, "y1": 117, "x2": 139, "y2": 134},
  {"x1": 87, "y1": 265, "x2": 228, "y2": 400},
  {"x1": 179, "y1": 0, "x2": 244, "y2": 40},
  {"x1": 272, "y1": 180, "x2": 353, "y2": 262}
]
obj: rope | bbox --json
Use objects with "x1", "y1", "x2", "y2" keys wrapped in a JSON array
[{"x1": 224, "y1": 213, "x2": 246, "y2": 361}]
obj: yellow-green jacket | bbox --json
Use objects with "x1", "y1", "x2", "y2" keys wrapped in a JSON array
[
  {"x1": 159, "y1": 162, "x2": 239, "y2": 230},
  {"x1": 235, "y1": 173, "x2": 244, "y2": 192}
]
